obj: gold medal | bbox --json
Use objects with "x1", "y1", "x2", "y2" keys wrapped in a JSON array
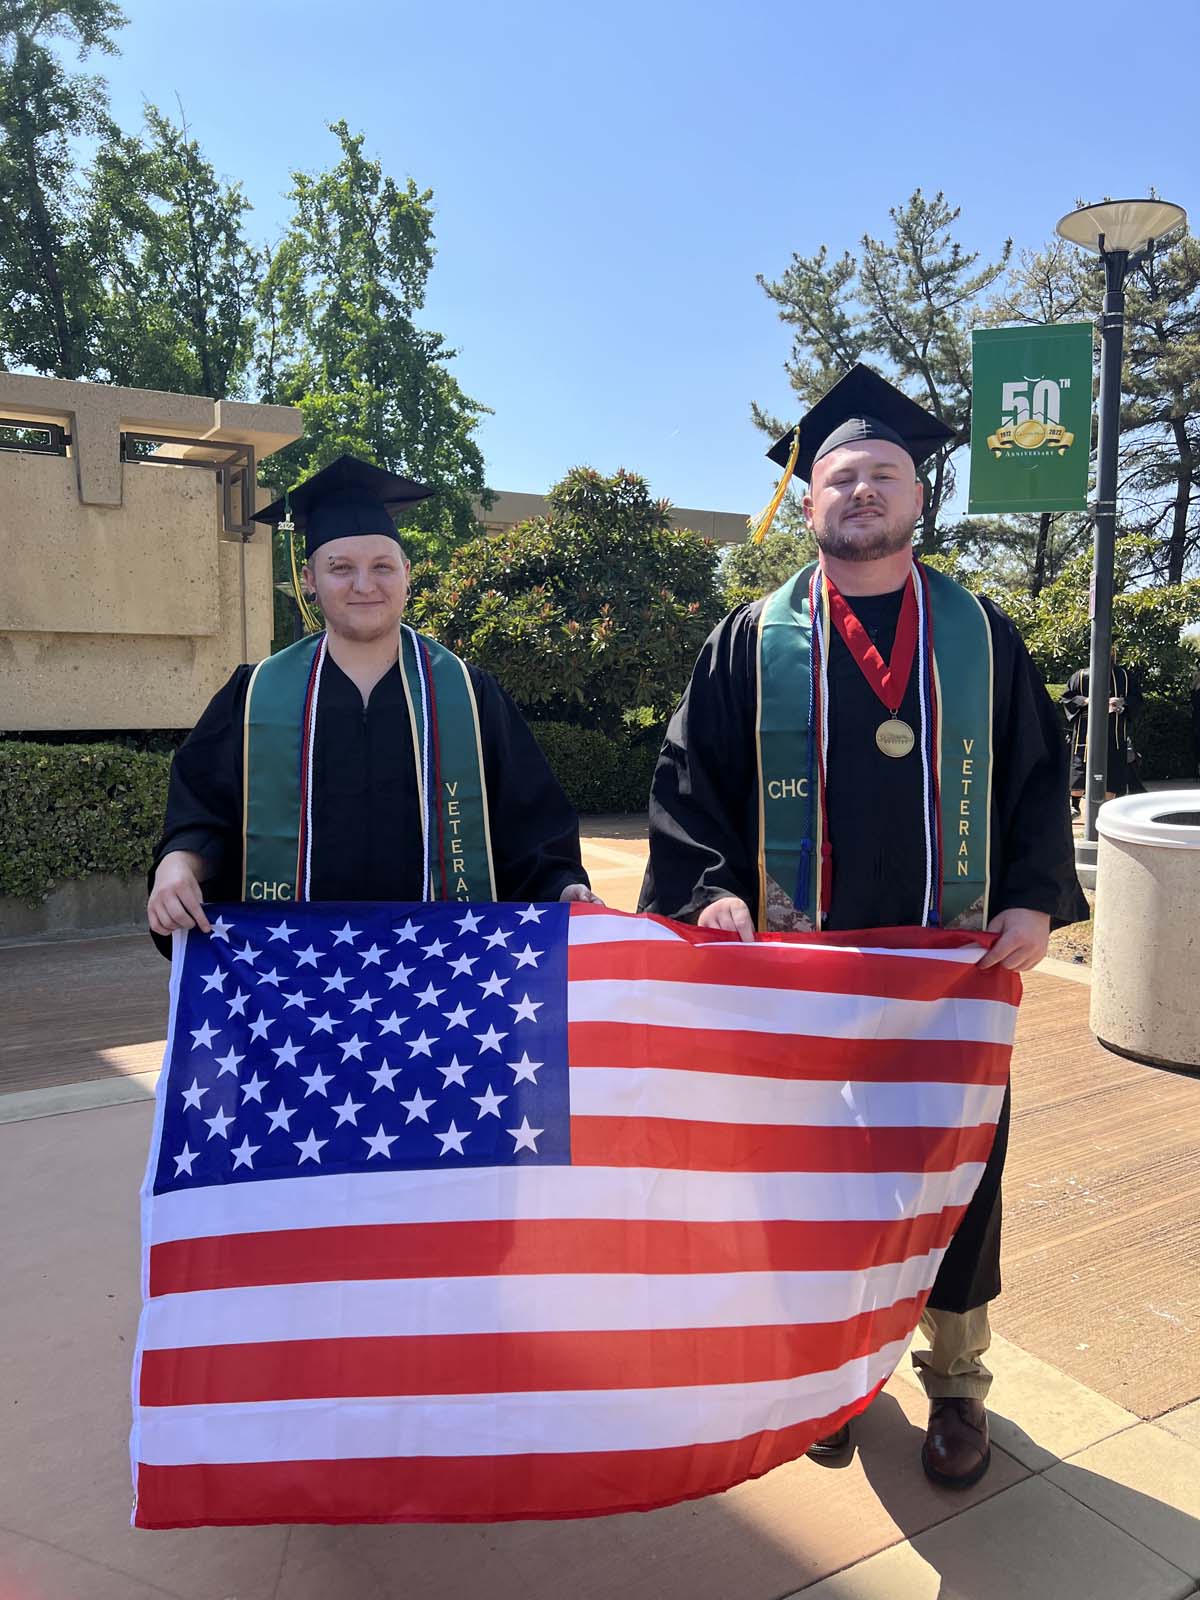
[{"x1": 876, "y1": 718, "x2": 916, "y2": 758}]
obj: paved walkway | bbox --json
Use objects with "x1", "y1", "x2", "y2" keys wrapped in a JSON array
[{"x1": 2, "y1": 828, "x2": 1198, "y2": 1599}]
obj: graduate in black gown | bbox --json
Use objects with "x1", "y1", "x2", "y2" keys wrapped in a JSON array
[
  {"x1": 640, "y1": 367, "x2": 1086, "y2": 1489},
  {"x1": 1062, "y1": 653, "x2": 1145, "y2": 805},
  {"x1": 149, "y1": 457, "x2": 594, "y2": 953}
]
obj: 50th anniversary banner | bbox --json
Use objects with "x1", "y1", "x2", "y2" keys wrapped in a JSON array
[{"x1": 968, "y1": 322, "x2": 1094, "y2": 514}]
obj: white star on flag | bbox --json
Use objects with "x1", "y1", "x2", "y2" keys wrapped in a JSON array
[
  {"x1": 339, "y1": 1034, "x2": 367, "y2": 1063},
  {"x1": 332, "y1": 1093, "x2": 364, "y2": 1126},
  {"x1": 474, "y1": 1024, "x2": 508, "y2": 1054},
  {"x1": 225, "y1": 988, "x2": 249, "y2": 1017},
  {"x1": 258, "y1": 967, "x2": 284, "y2": 988},
  {"x1": 368, "y1": 1060, "x2": 401, "y2": 1092},
  {"x1": 359, "y1": 943, "x2": 386, "y2": 966},
  {"x1": 443, "y1": 1002, "x2": 475, "y2": 1029},
  {"x1": 448, "y1": 953, "x2": 478, "y2": 978},
  {"x1": 350, "y1": 993, "x2": 379, "y2": 1013},
  {"x1": 407, "y1": 1030, "x2": 436, "y2": 1058},
  {"x1": 386, "y1": 960, "x2": 414, "y2": 988},
  {"x1": 231, "y1": 1135, "x2": 260, "y2": 1170},
  {"x1": 294, "y1": 1129, "x2": 327, "y2": 1164},
  {"x1": 301, "y1": 1065, "x2": 334, "y2": 1097},
  {"x1": 214, "y1": 1048, "x2": 244, "y2": 1078},
  {"x1": 201, "y1": 968, "x2": 227, "y2": 994},
  {"x1": 415, "y1": 982, "x2": 445, "y2": 1008},
  {"x1": 513, "y1": 944, "x2": 543, "y2": 970},
  {"x1": 181, "y1": 1078, "x2": 207, "y2": 1110},
  {"x1": 394, "y1": 919, "x2": 421, "y2": 943},
  {"x1": 471, "y1": 1083, "x2": 507, "y2": 1118},
  {"x1": 400, "y1": 1087, "x2": 435, "y2": 1123},
  {"x1": 517, "y1": 904, "x2": 546, "y2": 923},
  {"x1": 509, "y1": 1051, "x2": 543, "y2": 1085},
  {"x1": 478, "y1": 971, "x2": 509, "y2": 998},
  {"x1": 204, "y1": 1107, "x2": 234, "y2": 1140},
  {"x1": 332, "y1": 921, "x2": 361, "y2": 946},
  {"x1": 295, "y1": 945, "x2": 321, "y2": 969},
  {"x1": 265, "y1": 1101, "x2": 296, "y2": 1133},
  {"x1": 363, "y1": 1124, "x2": 398, "y2": 1159},
  {"x1": 377, "y1": 1011, "x2": 405, "y2": 1036},
  {"x1": 208, "y1": 916, "x2": 233, "y2": 941},
  {"x1": 323, "y1": 969, "x2": 350, "y2": 993},
  {"x1": 484, "y1": 928, "x2": 511, "y2": 949},
  {"x1": 422, "y1": 938, "x2": 449, "y2": 960},
  {"x1": 240, "y1": 1073, "x2": 268, "y2": 1103},
  {"x1": 435, "y1": 1120, "x2": 471, "y2": 1156},
  {"x1": 509, "y1": 994, "x2": 543, "y2": 1023},
  {"x1": 173, "y1": 1144, "x2": 197, "y2": 1176},
  {"x1": 271, "y1": 1038, "x2": 304, "y2": 1069},
  {"x1": 190, "y1": 1020, "x2": 219, "y2": 1051},
  {"x1": 266, "y1": 920, "x2": 296, "y2": 943},
  {"x1": 248, "y1": 1012, "x2": 274, "y2": 1042},
  {"x1": 437, "y1": 1054, "x2": 472, "y2": 1088},
  {"x1": 233, "y1": 941, "x2": 261, "y2": 966},
  {"x1": 308, "y1": 1011, "x2": 336, "y2": 1035},
  {"x1": 455, "y1": 909, "x2": 484, "y2": 934},
  {"x1": 507, "y1": 1116, "x2": 543, "y2": 1153},
  {"x1": 283, "y1": 989, "x2": 310, "y2": 1010}
]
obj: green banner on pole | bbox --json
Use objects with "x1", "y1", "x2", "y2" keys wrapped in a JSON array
[{"x1": 968, "y1": 323, "x2": 1093, "y2": 513}]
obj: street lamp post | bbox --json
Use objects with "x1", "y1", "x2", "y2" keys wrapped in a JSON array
[{"x1": 1056, "y1": 200, "x2": 1187, "y2": 847}]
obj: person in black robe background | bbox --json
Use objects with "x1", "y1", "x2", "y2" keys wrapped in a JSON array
[
  {"x1": 641, "y1": 367, "x2": 1085, "y2": 1490},
  {"x1": 148, "y1": 457, "x2": 593, "y2": 954},
  {"x1": 1062, "y1": 654, "x2": 1145, "y2": 806}
]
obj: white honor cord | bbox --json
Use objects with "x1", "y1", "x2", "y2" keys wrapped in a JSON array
[
  {"x1": 301, "y1": 635, "x2": 328, "y2": 902},
  {"x1": 913, "y1": 569, "x2": 935, "y2": 926},
  {"x1": 405, "y1": 625, "x2": 434, "y2": 902}
]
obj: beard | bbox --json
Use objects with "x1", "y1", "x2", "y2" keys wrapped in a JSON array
[{"x1": 814, "y1": 513, "x2": 917, "y2": 562}]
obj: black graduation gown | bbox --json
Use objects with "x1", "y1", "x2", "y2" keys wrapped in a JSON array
[
  {"x1": 640, "y1": 585, "x2": 1087, "y2": 1313},
  {"x1": 151, "y1": 654, "x2": 587, "y2": 958},
  {"x1": 1062, "y1": 664, "x2": 1144, "y2": 796}
]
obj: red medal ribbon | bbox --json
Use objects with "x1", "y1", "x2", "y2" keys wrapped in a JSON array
[{"x1": 825, "y1": 572, "x2": 918, "y2": 717}]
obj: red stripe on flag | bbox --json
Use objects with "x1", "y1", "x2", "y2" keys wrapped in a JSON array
[
  {"x1": 568, "y1": 1021, "x2": 1013, "y2": 1084},
  {"x1": 567, "y1": 939, "x2": 1015, "y2": 1004},
  {"x1": 139, "y1": 1294, "x2": 927, "y2": 1406},
  {"x1": 569, "y1": 1116, "x2": 998, "y2": 1174},
  {"x1": 148, "y1": 1209, "x2": 966, "y2": 1297},
  {"x1": 133, "y1": 1379, "x2": 889, "y2": 1527}
]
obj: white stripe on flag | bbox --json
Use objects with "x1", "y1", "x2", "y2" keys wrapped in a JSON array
[
  {"x1": 569, "y1": 979, "x2": 1018, "y2": 1045},
  {"x1": 140, "y1": 1252, "x2": 943, "y2": 1350},
  {"x1": 136, "y1": 1334, "x2": 910, "y2": 1465},
  {"x1": 148, "y1": 1162, "x2": 987, "y2": 1246},
  {"x1": 568, "y1": 1069, "x2": 1004, "y2": 1129},
  {"x1": 567, "y1": 913, "x2": 686, "y2": 945},
  {"x1": 566, "y1": 915, "x2": 988, "y2": 965}
]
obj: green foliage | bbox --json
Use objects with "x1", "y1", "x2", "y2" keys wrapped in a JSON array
[
  {"x1": 0, "y1": 741, "x2": 168, "y2": 903},
  {"x1": 720, "y1": 529, "x2": 815, "y2": 609},
  {"x1": 0, "y1": 0, "x2": 126, "y2": 378},
  {"x1": 529, "y1": 723, "x2": 659, "y2": 814},
  {"x1": 411, "y1": 467, "x2": 722, "y2": 735},
  {"x1": 1135, "y1": 695, "x2": 1196, "y2": 781},
  {"x1": 256, "y1": 121, "x2": 490, "y2": 567},
  {"x1": 756, "y1": 190, "x2": 1010, "y2": 553}
]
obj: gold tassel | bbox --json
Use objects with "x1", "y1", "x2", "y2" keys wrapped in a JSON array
[
  {"x1": 285, "y1": 513, "x2": 322, "y2": 634},
  {"x1": 747, "y1": 425, "x2": 801, "y2": 545}
]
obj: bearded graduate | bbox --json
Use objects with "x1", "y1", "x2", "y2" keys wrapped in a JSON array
[
  {"x1": 148, "y1": 456, "x2": 597, "y2": 948},
  {"x1": 640, "y1": 366, "x2": 1085, "y2": 1488}
]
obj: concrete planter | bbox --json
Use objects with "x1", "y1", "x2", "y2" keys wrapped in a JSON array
[
  {"x1": 1091, "y1": 790, "x2": 1200, "y2": 1071},
  {"x1": 0, "y1": 874, "x2": 146, "y2": 944}
]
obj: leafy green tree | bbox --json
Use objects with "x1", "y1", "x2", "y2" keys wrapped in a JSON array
[
  {"x1": 256, "y1": 122, "x2": 490, "y2": 562},
  {"x1": 88, "y1": 103, "x2": 256, "y2": 397},
  {"x1": 719, "y1": 529, "x2": 815, "y2": 610},
  {"x1": 410, "y1": 467, "x2": 723, "y2": 733},
  {"x1": 756, "y1": 190, "x2": 1011, "y2": 553},
  {"x1": 0, "y1": 0, "x2": 125, "y2": 377},
  {"x1": 941, "y1": 512, "x2": 1091, "y2": 595}
]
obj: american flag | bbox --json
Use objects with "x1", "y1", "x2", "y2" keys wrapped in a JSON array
[{"x1": 131, "y1": 902, "x2": 1018, "y2": 1528}]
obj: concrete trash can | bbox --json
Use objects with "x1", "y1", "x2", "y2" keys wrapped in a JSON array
[{"x1": 1091, "y1": 789, "x2": 1200, "y2": 1071}]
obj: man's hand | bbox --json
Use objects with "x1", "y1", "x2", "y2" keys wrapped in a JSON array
[
  {"x1": 147, "y1": 850, "x2": 212, "y2": 937},
  {"x1": 1109, "y1": 695, "x2": 1125, "y2": 713},
  {"x1": 977, "y1": 906, "x2": 1051, "y2": 972},
  {"x1": 560, "y1": 882, "x2": 605, "y2": 906},
  {"x1": 697, "y1": 895, "x2": 756, "y2": 942}
]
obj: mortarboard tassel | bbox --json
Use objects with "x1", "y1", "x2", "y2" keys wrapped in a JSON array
[
  {"x1": 747, "y1": 425, "x2": 801, "y2": 545},
  {"x1": 282, "y1": 493, "x2": 322, "y2": 635}
]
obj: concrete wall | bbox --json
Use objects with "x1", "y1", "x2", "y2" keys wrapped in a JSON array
[
  {"x1": 0, "y1": 372, "x2": 301, "y2": 731},
  {"x1": 475, "y1": 490, "x2": 750, "y2": 546}
]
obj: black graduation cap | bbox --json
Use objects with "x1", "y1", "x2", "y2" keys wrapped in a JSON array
[
  {"x1": 253, "y1": 454, "x2": 435, "y2": 557},
  {"x1": 766, "y1": 364, "x2": 958, "y2": 482}
]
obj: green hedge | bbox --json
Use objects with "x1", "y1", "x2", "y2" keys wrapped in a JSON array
[
  {"x1": 0, "y1": 742, "x2": 170, "y2": 905},
  {"x1": 530, "y1": 722, "x2": 659, "y2": 814}
]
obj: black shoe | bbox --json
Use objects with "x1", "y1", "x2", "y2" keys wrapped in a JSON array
[{"x1": 806, "y1": 1422, "x2": 851, "y2": 1460}]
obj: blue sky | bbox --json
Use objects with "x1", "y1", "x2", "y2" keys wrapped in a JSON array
[{"x1": 96, "y1": 0, "x2": 1197, "y2": 517}]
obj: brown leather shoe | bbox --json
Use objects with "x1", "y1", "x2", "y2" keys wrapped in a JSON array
[
  {"x1": 806, "y1": 1422, "x2": 851, "y2": 1460},
  {"x1": 921, "y1": 1398, "x2": 990, "y2": 1488}
]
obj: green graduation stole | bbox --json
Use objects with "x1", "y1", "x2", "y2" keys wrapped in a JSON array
[
  {"x1": 241, "y1": 628, "x2": 496, "y2": 904},
  {"x1": 755, "y1": 561, "x2": 994, "y2": 932}
]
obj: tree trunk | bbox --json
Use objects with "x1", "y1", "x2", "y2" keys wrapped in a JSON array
[
  {"x1": 19, "y1": 126, "x2": 80, "y2": 379},
  {"x1": 1167, "y1": 415, "x2": 1194, "y2": 584},
  {"x1": 1031, "y1": 512, "x2": 1052, "y2": 597}
]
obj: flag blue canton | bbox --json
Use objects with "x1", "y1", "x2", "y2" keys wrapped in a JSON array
[{"x1": 154, "y1": 902, "x2": 571, "y2": 1193}]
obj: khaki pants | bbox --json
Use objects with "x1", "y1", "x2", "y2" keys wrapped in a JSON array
[{"x1": 909, "y1": 1304, "x2": 993, "y2": 1402}]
